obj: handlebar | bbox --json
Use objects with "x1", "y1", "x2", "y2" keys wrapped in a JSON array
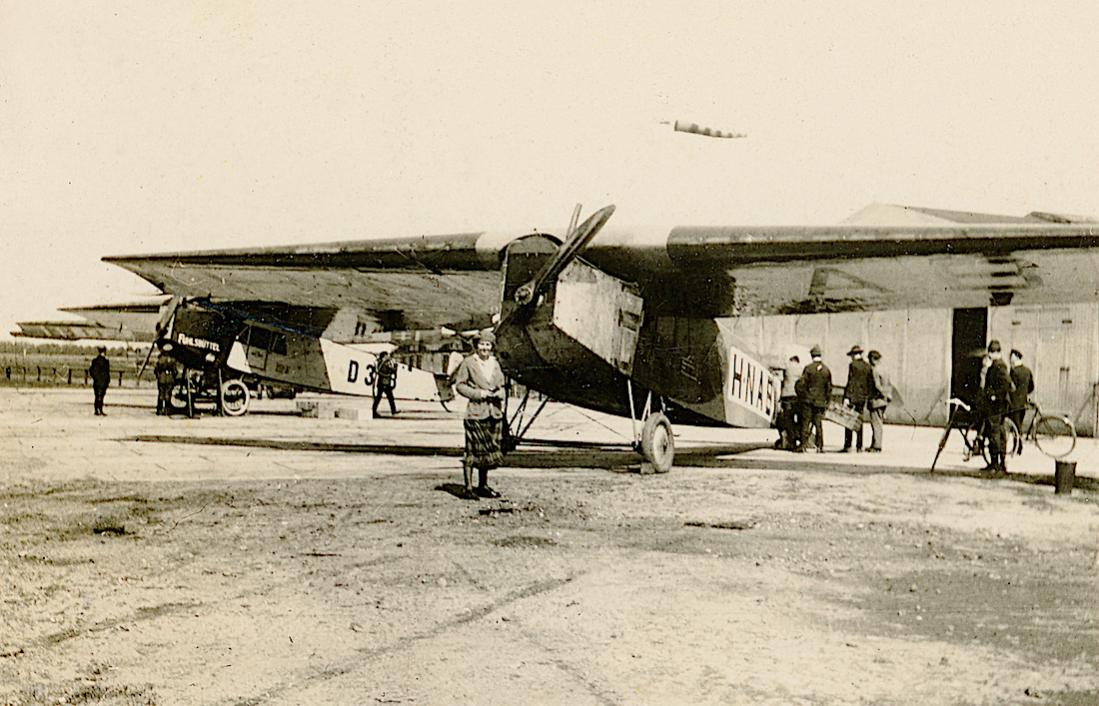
[{"x1": 947, "y1": 398, "x2": 971, "y2": 412}]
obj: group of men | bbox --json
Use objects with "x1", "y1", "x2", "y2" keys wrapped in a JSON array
[
  {"x1": 979, "y1": 340, "x2": 1035, "y2": 474},
  {"x1": 777, "y1": 344, "x2": 892, "y2": 454}
]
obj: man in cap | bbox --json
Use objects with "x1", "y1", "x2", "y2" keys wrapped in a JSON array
[
  {"x1": 452, "y1": 329, "x2": 507, "y2": 499},
  {"x1": 799, "y1": 345, "x2": 832, "y2": 452},
  {"x1": 981, "y1": 340, "x2": 1013, "y2": 473},
  {"x1": 842, "y1": 344, "x2": 873, "y2": 452},
  {"x1": 866, "y1": 350, "x2": 893, "y2": 452},
  {"x1": 88, "y1": 346, "x2": 111, "y2": 416},
  {"x1": 153, "y1": 354, "x2": 177, "y2": 415},
  {"x1": 1008, "y1": 349, "x2": 1034, "y2": 454},
  {"x1": 372, "y1": 350, "x2": 399, "y2": 418}
]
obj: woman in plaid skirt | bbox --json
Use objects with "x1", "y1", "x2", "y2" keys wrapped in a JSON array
[{"x1": 452, "y1": 329, "x2": 507, "y2": 499}]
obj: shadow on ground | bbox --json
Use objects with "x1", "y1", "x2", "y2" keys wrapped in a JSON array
[{"x1": 123, "y1": 434, "x2": 1099, "y2": 491}]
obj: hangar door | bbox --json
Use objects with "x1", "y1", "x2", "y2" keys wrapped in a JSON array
[
  {"x1": 951, "y1": 308, "x2": 987, "y2": 405},
  {"x1": 991, "y1": 306, "x2": 1081, "y2": 417}
]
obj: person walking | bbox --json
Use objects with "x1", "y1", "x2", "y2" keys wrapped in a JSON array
[
  {"x1": 842, "y1": 345, "x2": 873, "y2": 452},
  {"x1": 88, "y1": 346, "x2": 111, "y2": 416},
  {"x1": 153, "y1": 355, "x2": 177, "y2": 415},
  {"x1": 982, "y1": 340, "x2": 1013, "y2": 473},
  {"x1": 371, "y1": 350, "x2": 399, "y2": 418},
  {"x1": 1008, "y1": 349, "x2": 1034, "y2": 454},
  {"x1": 799, "y1": 345, "x2": 831, "y2": 452},
  {"x1": 866, "y1": 350, "x2": 892, "y2": 452},
  {"x1": 452, "y1": 329, "x2": 507, "y2": 499}
]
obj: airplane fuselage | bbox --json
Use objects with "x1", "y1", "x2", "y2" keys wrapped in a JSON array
[{"x1": 496, "y1": 235, "x2": 779, "y2": 429}]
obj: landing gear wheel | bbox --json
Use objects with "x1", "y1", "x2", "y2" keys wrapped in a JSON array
[
  {"x1": 220, "y1": 379, "x2": 250, "y2": 417},
  {"x1": 640, "y1": 413, "x2": 675, "y2": 473}
]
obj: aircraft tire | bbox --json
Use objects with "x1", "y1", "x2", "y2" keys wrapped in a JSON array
[
  {"x1": 640, "y1": 412, "x2": 675, "y2": 473},
  {"x1": 220, "y1": 379, "x2": 250, "y2": 417}
]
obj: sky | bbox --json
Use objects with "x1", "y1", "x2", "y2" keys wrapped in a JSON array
[{"x1": 3, "y1": 1, "x2": 1099, "y2": 339}]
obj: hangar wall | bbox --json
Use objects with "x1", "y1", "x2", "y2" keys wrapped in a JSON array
[
  {"x1": 728, "y1": 303, "x2": 1099, "y2": 436},
  {"x1": 988, "y1": 303, "x2": 1099, "y2": 436}
]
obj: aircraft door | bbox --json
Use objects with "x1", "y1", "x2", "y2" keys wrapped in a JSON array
[{"x1": 244, "y1": 325, "x2": 270, "y2": 373}]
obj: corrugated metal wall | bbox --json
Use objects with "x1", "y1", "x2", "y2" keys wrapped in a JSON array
[{"x1": 726, "y1": 303, "x2": 1098, "y2": 435}]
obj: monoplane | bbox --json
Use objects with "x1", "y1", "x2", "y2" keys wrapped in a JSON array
[{"x1": 76, "y1": 203, "x2": 1099, "y2": 469}]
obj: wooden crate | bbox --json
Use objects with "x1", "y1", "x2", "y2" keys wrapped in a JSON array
[{"x1": 824, "y1": 401, "x2": 862, "y2": 431}]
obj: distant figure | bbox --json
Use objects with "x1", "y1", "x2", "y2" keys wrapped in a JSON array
[
  {"x1": 777, "y1": 354, "x2": 801, "y2": 451},
  {"x1": 842, "y1": 345, "x2": 873, "y2": 453},
  {"x1": 154, "y1": 355, "x2": 177, "y2": 416},
  {"x1": 799, "y1": 345, "x2": 832, "y2": 453},
  {"x1": 981, "y1": 340, "x2": 1012, "y2": 473},
  {"x1": 372, "y1": 350, "x2": 399, "y2": 418},
  {"x1": 452, "y1": 329, "x2": 506, "y2": 500},
  {"x1": 1009, "y1": 349, "x2": 1034, "y2": 453},
  {"x1": 88, "y1": 346, "x2": 111, "y2": 416},
  {"x1": 867, "y1": 350, "x2": 893, "y2": 452}
]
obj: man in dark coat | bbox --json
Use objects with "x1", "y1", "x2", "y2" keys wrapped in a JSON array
[
  {"x1": 1008, "y1": 349, "x2": 1034, "y2": 453},
  {"x1": 88, "y1": 346, "x2": 111, "y2": 416},
  {"x1": 799, "y1": 345, "x2": 832, "y2": 453},
  {"x1": 154, "y1": 355, "x2": 177, "y2": 416},
  {"x1": 372, "y1": 350, "x2": 399, "y2": 418},
  {"x1": 982, "y1": 340, "x2": 1013, "y2": 473},
  {"x1": 842, "y1": 344, "x2": 873, "y2": 453}
]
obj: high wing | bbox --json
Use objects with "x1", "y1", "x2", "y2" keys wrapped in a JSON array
[
  {"x1": 12, "y1": 321, "x2": 155, "y2": 342},
  {"x1": 13, "y1": 300, "x2": 165, "y2": 342},
  {"x1": 104, "y1": 233, "x2": 508, "y2": 332},
  {"x1": 104, "y1": 209, "x2": 1099, "y2": 323}
]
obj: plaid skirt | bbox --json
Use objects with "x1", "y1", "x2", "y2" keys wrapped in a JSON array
[{"x1": 464, "y1": 417, "x2": 504, "y2": 470}]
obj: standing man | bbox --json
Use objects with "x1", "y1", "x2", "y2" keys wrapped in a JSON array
[
  {"x1": 867, "y1": 350, "x2": 893, "y2": 452},
  {"x1": 982, "y1": 340, "x2": 1013, "y2": 473},
  {"x1": 841, "y1": 345, "x2": 873, "y2": 453},
  {"x1": 800, "y1": 345, "x2": 832, "y2": 453},
  {"x1": 1008, "y1": 349, "x2": 1034, "y2": 454},
  {"x1": 88, "y1": 346, "x2": 111, "y2": 416},
  {"x1": 372, "y1": 350, "x2": 399, "y2": 418},
  {"x1": 153, "y1": 354, "x2": 177, "y2": 416},
  {"x1": 777, "y1": 354, "x2": 801, "y2": 450},
  {"x1": 453, "y1": 329, "x2": 507, "y2": 499}
]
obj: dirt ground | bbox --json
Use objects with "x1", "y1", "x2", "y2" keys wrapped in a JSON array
[{"x1": 0, "y1": 389, "x2": 1096, "y2": 705}]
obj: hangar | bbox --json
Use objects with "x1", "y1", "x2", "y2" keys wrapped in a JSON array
[{"x1": 730, "y1": 203, "x2": 1099, "y2": 436}]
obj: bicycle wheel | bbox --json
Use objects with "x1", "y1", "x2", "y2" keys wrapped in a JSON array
[
  {"x1": 1034, "y1": 415, "x2": 1076, "y2": 459},
  {"x1": 982, "y1": 419, "x2": 1019, "y2": 466}
]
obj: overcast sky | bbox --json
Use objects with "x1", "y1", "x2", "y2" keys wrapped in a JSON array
[{"x1": 4, "y1": 1, "x2": 1099, "y2": 340}]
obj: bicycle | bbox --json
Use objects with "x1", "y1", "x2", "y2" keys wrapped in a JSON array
[
  {"x1": 935, "y1": 398, "x2": 1018, "y2": 467},
  {"x1": 1011, "y1": 400, "x2": 1077, "y2": 459}
]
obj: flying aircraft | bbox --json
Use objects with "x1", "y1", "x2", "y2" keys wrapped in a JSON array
[{"x1": 74, "y1": 203, "x2": 1099, "y2": 470}]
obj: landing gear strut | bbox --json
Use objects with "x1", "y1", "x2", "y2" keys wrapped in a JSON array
[
  {"x1": 628, "y1": 380, "x2": 674, "y2": 473},
  {"x1": 501, "y1": 384, "x2": 549, "y2": 453}
]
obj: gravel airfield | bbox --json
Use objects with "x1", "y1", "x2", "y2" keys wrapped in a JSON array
[{"x1": 0, "y1": 389, "x2": 1096, "y2": 705}]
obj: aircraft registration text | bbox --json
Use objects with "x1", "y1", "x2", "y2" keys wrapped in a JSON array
[{"x1": 725, "y1": 346, "x2": 778, "y2": 420}]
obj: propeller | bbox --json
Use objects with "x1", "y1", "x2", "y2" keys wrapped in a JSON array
[
  {"x1": 497, "y1": 204, "x2": 615, "y2": 331},
  {"x1": 137, "y1": 296, "x2": 183, "y2": 380}
]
